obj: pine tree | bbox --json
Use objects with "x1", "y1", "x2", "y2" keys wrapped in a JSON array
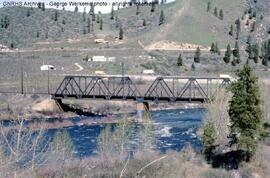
[
  {"x1": 62, "y1": 18, "x2": 66, "y2": 25},
  {"x1": 194, "y1": 47, "x2": 201, "y2": 63},
  {"x1": 159, "y1": 10, "x2": 165, "y2": 25},
  {"x1": 207, "y1": 2, "x2": 211, "y2": 12},
  {"x1": 119, "y1": 27, "x2": 123, "y2": 40},
  {"x1": 111, "y1": 6, "x2": 114, "y2": 20},
  {"x1": 228, "y1": 64, "x2": 263, "y2": 158},
  {"x1": 224, "y1": 44, "x2": 232, "y2": 63},
  {"x1": 251, "y1": 22, "x2": 256, "y2": 32},
  {"x1": 253, "y1": 44, "x2": 259, "y2": 63},
  {"x1": 83, "y1": 8, "x2": 86, "y2": 22},
  {"x1": 236, "y1": 18, "x2": 241, "y2": 40},
  {"x1": 136, "y1": 5, "x2": 140, "y2": 15},
  {"x1": 214, "y1": 7, "x2": 218, "y2": 17},
  {"x1": 42, "y1": 3, "x2": 45, "y2": 11},
  {"x1": 87, "y1": 18, "x2": 91, "y2": 33},
  {"x1": 142, "y1": 19, "x2": 146, "y2": 26},
  {"x1": 26, "y1": 9, "x2": 30, "y2": 17},
  {"x1": 247, "y1": 43, "x2": 253, "y2": 60},
  {"x1": 74, "y1": 6, "x2": 78, "y2": 12},
  {"x1": 219, "y1": 9, "x2": 224, "y2": 20},
  {"x1": 99, "y1": 18, "x2": 103, "y2": 30},
  {"x1": 177, "y1": 53, "x2": 183, "y2": 66},
  {"x1": 229, "y1": 24, "x2": 234, "y2": 36},
  {"x1": 202, "y1": 121, "x2": 217, "y2": 160},
  {"x1": 215, "y1": 42, "x2": 220, "y2": 55},
  {"x1": 233, "y1": 41, "x2": 241, "y2": 64},
  {"x1": 191, "y1": 63, "x2": 196, "y2": 70},
  {"x1": 151, "y1": 2, "x2": 155, "y2": 12},
  {"x1": 96, "y1": 14, "x2": 100, "y2": 23},
  {"x1": 89, "y1": 3, "x2": 94, "y2": 15},
  {"x1": 261, "y1": 40, "x2": 270, "y2": 67},
  {"x1": 92, "y1": 13, "x2": 96, "y2": 21},
  {"x1": 54, "y1": 10, "x2": 58, "y2": 21},
  {"x1": 210, "y1": 42, "x2": 215, "y2": 53},
  {"x1": 83, "y1": 25, "x2": 87, "y2": 34}
]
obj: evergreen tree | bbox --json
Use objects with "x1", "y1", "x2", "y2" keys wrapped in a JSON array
[
  {"x1": 214, "y1": 7, "x2": 218, "y2": 17},
  {"x1": 233, "y1": 41, "x2": 241, "y2": 64},
  {"x1": 110, "y1": 6, "x2": 114, "y2": 20},
  {"x1": 236, "y1": 18, "x2": 241, "y2": 40},
  {"x1": 177, "y1": 53, "x2": 183, "y2": 66},
  {"x1": 89, "y1": 3, "x2": 94, "y2": 15},
  {"x1": 26, "y1": 9, "x2": 31, "y2": 17},
  {"x1": 207, "y1": 2, "x2": 211, "y2": 12},
  {"x1": 62, "y1": 18, "x2": 66, "y2": 25},
  {"x1": 42, "y1": 3, "x2": 45, "y2": 11},
  {"x1": 54, "y1": 10, "x2": 58, "y2": 21},
  {"x1": 202, "y1": 121, "x2": 217, "y2": 161},
  {"x1": 253, "y1": 44, "x2": 259, "y2": 63},
  {"x1": 251, "y1": 22, "x2": 256, "y2": 32},
  {"x1": 74, "y1": 6, "x2": 78, "y2": 12},
  {"x1": 99, "y1": 18, "x2": 103, "y2": 30},
  {"x1": 224, "y1": 44, "x2": 232, "y2": 63},
  {"x1": 97, "y1": 14, "x2": 100, "y2": 23},
  {"x1": 231, "y1": 59, "x2": 237, "y2": 66},
  {"x1": 83, "y1": 25, "x2": 87, "y2": 34},
  {"x1": 159, "y1": 10, "x2": 165, "y2": 25},
  {"x1": 83, "y1": 8, "x2": 86, "y2": 22},
  {"x1": 119, "y1": 27, "x2": 123, "y2": 40},
  {"x1": 142, "y1": 19, "x2": 146, "y2": 26},
  {"x1": 229, "y1": 24, "x2": 234, "y2": 36},
  {"x1": 87, "y1": 18, "x2": 91, "y2": 33},
  {"x1": 228, "y1": 64, "x2": 263, "y2": 158},
  {"x1": 215, "y1": 42, "x2": 220, "y2": 55},
  {"x1": 252, "y1": 11, "x2": 256, "y2": 18},
  {"x1": 136, "y1": 5, "x2": 140, "y2": 15},
  {"x1": 191, "y1": 63, "x2": 196, "y2": 70},
  {"x1": 3, "y1": 16, "x2": 9, "y2": 29},
  {"x1": 261, "y1": 40, "x2": 270, "y2": 67},
  {"x1": 194, "y1": 47, "x2": 201, "y2": 63},
  {"x1": 219, "y1": 9, "x2": 224, "y2": 20},
  {"x1": 37, "y1": 2, "x2": 42, "y2": 9},
  {"x1": 0, "y1": 18, "x2": 3, "y2": 28},
  {"x1": 247, "y1": 43, "x2": 253, "y2": 60},
  {"x1": 210, "y1": 42, "x2": 215, "y2": 53},
  {"x1": 92, "y1": 13, "x2": 96, "y2": 21},
  {"x1": 151, "y1": 2, "x2": 155, "y2": 12},
  {"x1": 115, "y1": 16, "x2": 119, "y2": 28}
]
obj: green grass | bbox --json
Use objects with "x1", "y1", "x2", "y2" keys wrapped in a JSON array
[{"x1": 0, "y1": 0, "x2": 247, "y2": 48}]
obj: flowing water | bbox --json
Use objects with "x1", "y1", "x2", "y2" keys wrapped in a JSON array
[{"x1": 45, "y1": 108, "x2": 205, "y2": 157}]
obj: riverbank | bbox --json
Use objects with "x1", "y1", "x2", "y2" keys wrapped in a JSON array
[{"x1": 0, "y1": 93, "x2": 205, "y2": 121}]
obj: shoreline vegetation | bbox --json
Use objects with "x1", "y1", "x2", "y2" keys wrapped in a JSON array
[{"x1": 0, "y1": 68, "x2": 269, "y2": 177}]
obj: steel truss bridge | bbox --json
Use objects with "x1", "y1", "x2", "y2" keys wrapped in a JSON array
[{"x1": 52, "y1": 75, "x2": 231, "y2": 103}]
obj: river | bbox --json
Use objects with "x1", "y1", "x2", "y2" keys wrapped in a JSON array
[{"x1": 45, "y1": 108, "x2": 205, "y2": 157}]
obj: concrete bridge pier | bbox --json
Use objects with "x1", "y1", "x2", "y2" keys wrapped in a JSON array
[{"x1": 136, "y1": 101, "x2": 150, "y2": 122}]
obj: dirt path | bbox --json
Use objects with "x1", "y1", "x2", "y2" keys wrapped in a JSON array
[{"x1": 74, "y1": 63, "x2": 84, "y2": 72}]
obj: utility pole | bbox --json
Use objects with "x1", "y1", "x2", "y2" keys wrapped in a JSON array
[
  {"x1": 47, "y1": 69, "x2": 50, "y2": 94},
  {"x1": 20, "y1": 55, "x2": 24, "y2": 94},
  {"x1": 121, "y1": 62, "x2": 124, "y2": 76}
]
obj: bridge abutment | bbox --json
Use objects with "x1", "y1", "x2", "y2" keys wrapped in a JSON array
[{"x1": 136, "y1": 101, "x2": 150, "y2": 122}]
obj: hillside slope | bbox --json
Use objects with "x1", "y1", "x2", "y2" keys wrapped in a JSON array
[{"x1": 0, "y1": 0, "x2": 268, "y2": 49}]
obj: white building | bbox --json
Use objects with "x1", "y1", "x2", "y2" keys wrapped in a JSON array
[{"x1": 143, "y1": 69, "x2": 155, "y2": 74}]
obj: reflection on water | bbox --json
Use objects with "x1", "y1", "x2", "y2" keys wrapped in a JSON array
[{"x1": 46, "y1": 108, "x2": 205, "y2": 157}]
